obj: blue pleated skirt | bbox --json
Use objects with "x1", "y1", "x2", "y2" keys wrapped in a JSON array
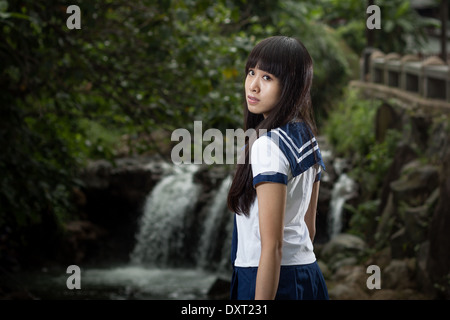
[{"x1": 230, "y1": 261, "x2": 329, "y2": 300}]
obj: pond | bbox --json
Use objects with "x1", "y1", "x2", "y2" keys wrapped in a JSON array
[{"x1": 18, "y1": 265, "x2": 220, "y2": 300}]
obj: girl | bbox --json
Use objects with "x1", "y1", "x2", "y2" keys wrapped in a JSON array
[{"x1": 227, "y1": 36, "x2": 329, "y2": 300}]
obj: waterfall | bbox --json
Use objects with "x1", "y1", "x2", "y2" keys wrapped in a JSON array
[
  {"x1": 30, "y1": 164, "x2": 237, "y2": 299},
  {"x1": 196, "y1": 175, "x2": 233, "y2": 273},
  {"x1": 328, "y1": 173, "x2": 357, "y2": 238},
  {"x1": 130, "y1": 163, "x2": 233, "y2": 272},
  {"x1": 130, "y1": 164, "x2": 202, "y2": 267}
]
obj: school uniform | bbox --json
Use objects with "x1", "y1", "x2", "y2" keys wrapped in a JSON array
[{"x1": 230, "y1": 121, "x2": 329, "y2": 300}]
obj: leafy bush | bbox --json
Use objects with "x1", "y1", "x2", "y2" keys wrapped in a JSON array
[
  {"x1": 324, "y1": 88, "x2": 380, "y2": 159},
  {"x1": 324, "y1": 87, "x2": 402, "y2": 240},
  {"x1": 316, "y1": 0, "x2": 438, "y2": 55}
]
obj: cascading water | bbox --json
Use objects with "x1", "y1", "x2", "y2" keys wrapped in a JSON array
[
  {"x1": 71, "y1": 163, "x2": 234, "y2": 299},
  {"x1": 130, "y1": 164, "x2": 234, "y2": 272},
  {"x1": 196, "y1": 175, "x2": 233, "y2": 273},
  {"x1": 328, "y1": 172, "x2": 357, "y2": 238},
  {"x1": 130, "y1": 164, "x2": 202, "y2": 267}
]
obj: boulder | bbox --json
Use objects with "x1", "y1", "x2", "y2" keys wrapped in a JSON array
[
  {"x1": 376, "y1": 143, "x2": 417, "y2": 223},
  {"x1": 60, "y1": 220, "x2": 107, "y2": 264},
  {"x1": 207, "y1": 277, "x2": 231, "y2": 300},
  {"x1": 317, "y1": 259, "x2": 331, "y2": 280},
  {"x1": 321, "y1": 233, "x2": 367, "y2": 271},
  {"x1": 370, "y1": 288, "x2": 429, "y2": 300},
  {"x1": 415, "y1": 241, "x2": 434, "y2": 296},
  {"x1": 383, "y1": 259, "x2": 416, "y2": 290},
  {"x1": 390, "y1": 227, "x2": 410, "y2": 258},
  {"x1": 328, "y1": 265, "x2": 371, "y2": 300},
  {"x1": 390, "y1": 161, "x2": 439, "y2": 207},
  {"x1": 328, "y1": 283, "x2": 370, "y2": 300},
  {"x1": 375, "y1": 192, "x2": 396, "y2": 246}
]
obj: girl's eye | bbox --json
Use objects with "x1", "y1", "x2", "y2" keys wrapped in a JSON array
[{"x1": 248, "y1": 69, "x2": 272, "y2": 80}]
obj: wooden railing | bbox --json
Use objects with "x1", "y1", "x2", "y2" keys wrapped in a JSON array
[{"x1": 360, "y1": 48, "x2": 449, "y2": 103}]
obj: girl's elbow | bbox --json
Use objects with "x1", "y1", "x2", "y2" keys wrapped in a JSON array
[
  {"x1": 309, "y1": 228, "x2": 316, "y2": 242},
  {"x1": 261, "y1": 241, "x2": 283, "y2": 260}
]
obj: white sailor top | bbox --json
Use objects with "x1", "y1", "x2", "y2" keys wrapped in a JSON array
[{"x1": 233, "y1": 121, "x2": 325, "y2": 267}]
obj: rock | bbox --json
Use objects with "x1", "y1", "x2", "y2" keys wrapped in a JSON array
[
  {"x1": 365, "y1": 246, "x2": 392, "y2": 270},
  {"x1": 375, "y1": 103, "x2": 401, "y2": 143},
  {"x1": 375, "y1": 192, "x2": 396, "y2": 246},
  {"x1": 321, "y1": 233, "x2": 367, "y2": 270},
  {"x1": 328, "y1": 282, "x2": 369, "y2": 300},
  {"x1": 79, "y1": 159, "x2": 112, "y2": 189},
  {"x1": 76, "y1": 156, "x2": 168, "y2": 264},
  {"x1": 207, "y1": 277, "x2": 231, "y2": 300},
  {"x1": 415, "y1": 241, "x2": 434, "y2": 296},
  {"x1": 378, "y1": 179, "x2": 439, "y2": 259},
  {"x1": 383, "y1": 259, "x2": 416, "y2": 290},
  {"x1": 332, "y1": 265, "x2": 365, "y2": 282},
  {"x1": 61, "y1": 220, "x2": 107, "y2": 264},
  {"x1": 370, "y1": 288, "x2": 429, "y2": 300},
  {"x1": 317, "y1": 259, "x2": 331, "y2": 280},
  {"x1": 331, "y1": 257, "x2": 358, "y2": 271},
  {"x1": 403, "y1": 203, "x2": 432, "y2": 244},
  {"x1": 376, "y1": 143, "x2": 417, "y2": 222},
  {"x1": 80, "y1": 156, "x2": 166, "y2": 194},
  {"x1": 390, "y1": 161, "x2": 439, "y2": 207},
  {"x1": 64, "y1": 220, "x2": 107, "y2": 240},
  {"x1": 390, "y1": 227, "x2": 410, "y2": 258},
  {"x1": 370, "y1": 289, "x2": 399, "y2": 299}
]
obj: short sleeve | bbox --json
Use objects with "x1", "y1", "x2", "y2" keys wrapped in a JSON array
[
  {"x1": 250, "y1": 135, "x2": 290, "y2": 188},
  {"x1": 315, "y1": 164, "x2": 323, "y2": 182}
]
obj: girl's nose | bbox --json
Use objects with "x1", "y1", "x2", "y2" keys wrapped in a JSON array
[{"x1": 249, "y1": 78, "x2": 259, "y2": 93}]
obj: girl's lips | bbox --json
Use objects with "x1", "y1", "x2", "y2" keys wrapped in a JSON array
[{"x1": 247, "y1": 95, "x2": 260, "y2": 104}]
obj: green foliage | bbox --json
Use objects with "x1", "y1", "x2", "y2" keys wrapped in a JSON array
[
  {"x1": 346, "y1": 199, "x2": 380, "y2": 240},
  {"x1": 0, "y1": 0, "x2": 354, "y2": 266},
  {"x1": 325, "y1": 87, "x2": 403, "y2": 242},
  {"x1": 316, "y1": 0, "x2": 438, "y2": 55},
  {"x1": 323, "y1": 88, "x2": 380, "y2": 159},
  {"x1": 325, "y1": 88, "x2": 402, "y2": 197}
]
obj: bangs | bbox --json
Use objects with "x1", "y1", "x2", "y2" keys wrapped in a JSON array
[{"x1": 245, "y1": 38, "x2": 289, "y2": 78}]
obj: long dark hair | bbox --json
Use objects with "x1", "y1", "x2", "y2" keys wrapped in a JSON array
[{"x1": 227, "y1": 36, "x2": 317, "y2": 216}]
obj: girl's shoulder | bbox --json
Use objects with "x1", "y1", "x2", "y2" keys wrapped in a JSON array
[
  {"x1": 267, "y1": 121, "x2": 314, "y2": 147},
  {"x1": 264, "y1": 121, "x2": 324, "y2": 177}
]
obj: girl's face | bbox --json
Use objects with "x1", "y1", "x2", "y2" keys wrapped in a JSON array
[{"x1": 245, "y1": 66, "x2": 281, "y2": 118}]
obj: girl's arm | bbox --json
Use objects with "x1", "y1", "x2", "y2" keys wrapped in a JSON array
[
  {"x1": 254, "y1": 182, "x2": 287, "y2": 300},
  {"x1": 304, "y1": 181, "x2": 320, "y2": 242}
]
